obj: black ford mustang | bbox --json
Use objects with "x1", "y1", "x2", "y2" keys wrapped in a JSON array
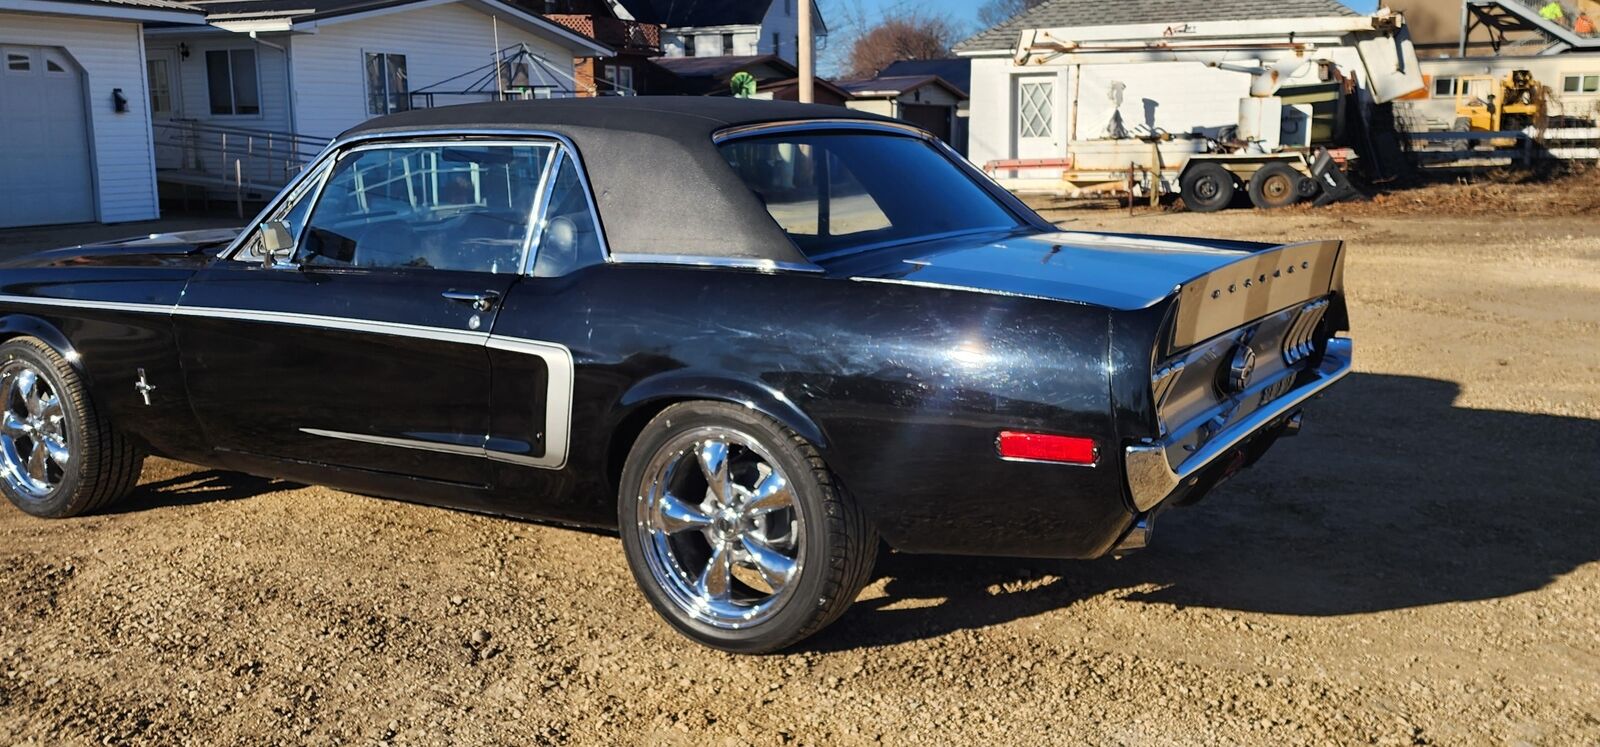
[{"x1": 0, "y1": 98, "x2": 1351, "y2": 652}]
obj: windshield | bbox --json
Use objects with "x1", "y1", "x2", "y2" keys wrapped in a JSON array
[{"x1": 718, "y1": 132, "x2": 1023, "y2": 260}]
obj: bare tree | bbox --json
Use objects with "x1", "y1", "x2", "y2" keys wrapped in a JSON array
[
  {"x1": 977, "y1": 0, "x2": 1048, "y2": 29},
  {"x1": 845, "y1": 11, "x2": 958, "y2": 79}
]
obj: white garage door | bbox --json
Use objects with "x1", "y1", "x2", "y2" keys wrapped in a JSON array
[{"x1": 0, "y1": 46, "x2": 95, "y2": 228}]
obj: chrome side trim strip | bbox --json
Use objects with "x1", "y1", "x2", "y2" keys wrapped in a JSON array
[
  {"x1": 1124, "y1": 337, "x2": 1353, "y2": 512},
  {"x1": 0, "y1": 296, "x2": 177, "y2": 315},
  {"x1": 0, "y1": 294, "x2": 575, "y2": 471},
  {"x1": 485, "y1": 336, "x2": 574, "y2": 470},
  {"x1": 299, "y1": 429, "x2": 487, "y2": 458}
]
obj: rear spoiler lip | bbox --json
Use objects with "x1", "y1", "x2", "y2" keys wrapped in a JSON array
[{"x1": 1161, "y1": 239, "x2": 1347, "y2": 356}]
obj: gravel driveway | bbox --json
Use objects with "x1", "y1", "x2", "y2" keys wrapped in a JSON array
[{"x1": 0, "y1": 207, "x2": 1595, "y2": 746}]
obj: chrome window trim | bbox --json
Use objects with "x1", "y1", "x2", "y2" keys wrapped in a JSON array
[
  {"x1": 710, "y1": 118, "x2": 933, "y2": 144},
  {"x1": 272, "y1": 139, "x2": 560, "y2": 274},
  {"x1": 604, "y1": 252, "x2": 822, "y2": 274},
  {"x1": 0, "y1": 293, "x2": 575, "y2": 471},
  {"x1": 220, "y1": 129, "x2": 611, "y2": 264}
]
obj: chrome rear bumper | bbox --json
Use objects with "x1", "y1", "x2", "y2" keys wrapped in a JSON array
[{"x1": 1124, "y1": 337, "x2": 1353, "y2": 512}]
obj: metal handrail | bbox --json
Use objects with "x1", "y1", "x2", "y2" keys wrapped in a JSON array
[{"x1": 153, "y1": 120, "x2": 334, "y2": 217}]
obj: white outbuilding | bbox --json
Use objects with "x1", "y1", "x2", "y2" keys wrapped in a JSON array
[{"x1": 0, "y1": 0, "x2": 206, "y2": 228}]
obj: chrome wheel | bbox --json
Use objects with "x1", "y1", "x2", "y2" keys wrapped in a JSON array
[
  {"x1": 634, "y1": 427, "x2": 804, "y2": 630},
  {"x1": 0, "y1": 360, "x2": 69, "y2": 501}
]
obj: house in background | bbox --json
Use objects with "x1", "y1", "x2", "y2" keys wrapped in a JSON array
[
  {"x1": 1383, "y1": 0, "x2": 1600, "y2": 132},
  {"x1": 840, "y1": 59, "x2": 970, "y2": 154},
  {"x1": 955, "y1": 0, "x2": 1365, "y2": 182},
  {"x1": 611, "y1": 0, "x2": 823, "y2": 65},
  {"x1": 0, "y1": 0, "x2": 206, "y2": 228},
  {"x1": 540, "y1": 0, "x2": 665, "y2": 95},
  {"x1": 142, "y1": 0, "x2": 610, "y2": 201},
  {"x1": 653, "y1": 53, "x2": 850, "y2": 104}
]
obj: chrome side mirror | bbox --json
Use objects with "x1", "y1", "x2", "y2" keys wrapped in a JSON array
[{"x1": 260, "y1": 219, "x2": 296, "y2": 267}]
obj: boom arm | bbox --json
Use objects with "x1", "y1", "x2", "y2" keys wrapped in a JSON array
[{"x1": 1012, "y1": 11, "x2": 1424, "y2": 104}]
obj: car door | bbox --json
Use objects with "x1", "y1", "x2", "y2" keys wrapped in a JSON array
[{"x1": 176, "y1": 139, "x2": 558, "y2": 486}]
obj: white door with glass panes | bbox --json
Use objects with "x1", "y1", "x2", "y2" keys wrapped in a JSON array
[
  {"x1": 147, "y1": 50, "x2": 183, "y2": 169},
  {"x1": 1014, "y1": 76, "x2": 1058, "y2": 160}
]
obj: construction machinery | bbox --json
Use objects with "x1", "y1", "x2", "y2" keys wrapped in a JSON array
[
  {"x1": 1453, "y1": 69, "x2": 1543, "y2": 133},
  {"x1": 987, "y1": 12, "x2": 1424, "y2": 212}
]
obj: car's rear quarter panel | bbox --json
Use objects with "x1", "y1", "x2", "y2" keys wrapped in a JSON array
[{"x1": 497, "y1": 264, "x2": 1137, "y2": 559}]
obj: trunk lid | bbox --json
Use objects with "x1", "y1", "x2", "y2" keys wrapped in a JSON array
[{"x1": 837, "y1": 229, "x2": 1344, "y2": 329}]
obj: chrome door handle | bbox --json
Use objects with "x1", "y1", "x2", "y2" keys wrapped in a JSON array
[{"x1": 441, "y1": 290, "x2": 501, "y2": 312}]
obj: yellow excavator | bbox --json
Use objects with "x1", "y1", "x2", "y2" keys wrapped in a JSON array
[{"x1": 1454, "y1": 69, "x2": 1543, "y2": 133}]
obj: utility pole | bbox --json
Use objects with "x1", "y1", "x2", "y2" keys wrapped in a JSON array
[{"x1": 799, "y1": 0, "x2": 814, "y2": 103}]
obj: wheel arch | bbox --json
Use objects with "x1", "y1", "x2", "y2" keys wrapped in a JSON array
[
  {"x1": 605, "y1": 371, "x2": 828, "y2": 495},
  {"x1": 0, "y1": 315, "x2": 87, "y2": 380}
]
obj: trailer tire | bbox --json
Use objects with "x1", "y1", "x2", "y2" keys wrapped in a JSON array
[
  {"x1": 1248, "y1": 163, "x2": 1304, "y2": 210},
  {"x1": 1180, "y1": 163, "x2": 1236, "y2": 213}
]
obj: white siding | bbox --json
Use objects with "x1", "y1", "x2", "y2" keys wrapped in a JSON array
[
  {"x1": 658, "y1": 0, "x2": 822, "y2": 63},
  {"x1": 967, "y1": 57, "x2": 1013, "y2": 167},
  {"x1": 146, "y1": 34, "x2": 294, "y2": 189},
  {"x1": 147, "y1": 35, "x2": 293, "y2": 134},
  {"x1": 0, "y1": 13, "x2": 158, "y2": 223},
  {"x1": 760, "y1": 0, "x2": 796, "y2": 63},
  {"x1": 1074, "y1": 62, "x2": 1252, "y2": 140},
  {"x1": 289, "y1": 2, "x2": 581, "y2": 139},
  {"x1": 969, "y1": 47, "x2": 1371, "y2": 169}
]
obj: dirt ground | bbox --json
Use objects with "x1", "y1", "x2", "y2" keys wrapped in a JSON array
[{"x1": 0, "y1": 200, "x2": 1596, "y2": 746}]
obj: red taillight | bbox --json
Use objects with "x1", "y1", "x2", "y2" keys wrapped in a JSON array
[{"x1": 996, "y1": 431, "x2": 1099, "y2": 466}]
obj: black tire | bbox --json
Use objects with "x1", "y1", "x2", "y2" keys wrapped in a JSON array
[
  {"x1": 0, "y1": 337, "x2": 144, "y2": 518},
  {"x1": 1248, "y1": 163, "x2": 1305, "y2": 210},
  {"x1": 618, "y1": 401, "x2": 877, "y2": 653},
  {"x1": 1180, "y1": 163, "x2": 1237, "y2": 213}
]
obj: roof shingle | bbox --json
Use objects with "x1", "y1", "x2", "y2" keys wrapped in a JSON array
[{"x1": 955, "y1": 0, "x2": 1358, "y2": 54}]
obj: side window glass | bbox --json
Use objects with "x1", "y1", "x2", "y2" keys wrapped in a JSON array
[
  {"x1": 297, "y1": 143, "x2": 554, "y2": 273},
  {"x1": 532, "y1": 155, "x2": 604, "y2": 278},
  {"x1": 234, "y1": 163, "x2": 328, "y2": 262}
]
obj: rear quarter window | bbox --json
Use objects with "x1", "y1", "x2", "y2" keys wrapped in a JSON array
[{"x1": 718, "y1": 132, "x2": 1021, "y2": 260}]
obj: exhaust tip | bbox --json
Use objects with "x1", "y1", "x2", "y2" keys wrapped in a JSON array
[
  {"x1": 1282, "y1": 410, "x2": 1304, "y2": 437},
  {"x1": 1113, "y1": 517, "x2": 1153, "y2": 555}
]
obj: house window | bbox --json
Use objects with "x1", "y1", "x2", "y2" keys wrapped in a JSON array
[
  {"x1": 785, "y1": 0, "x2": 792, "y2": 15},
  {"x1": 1432, "y1": 76, "x2": 1457, "y2": 97},
  {"x1": 1562, "y1": 74, "x2": 1600, "y2": 93},
  {"x1": 722, "y1": 33, "x2": 736, "y2": 56},
  {"x1": 365, "y1": 52, "x2": 409, "y2": 115},
  {"x1": 601, "y1": 64, "x2": 634, "y2": 95},
  {"x1": 1018, "y1": 80, "x2": 1053, "y2": 138},
  {"x1": 682, "y1": 35, "x2": 696, "y2": 56},
  {"x1": 772, "y1": 32, "x2": 781, "y2": 53},
  {"x1": 6, "y1": 51, "x2": 30, "y2": 72},
  {"x1": 147, "y1": 58, "x2": 173, "y2": 116},
  {"x1": 206, "y1": 49, "x2": 260, "y2": 116}
]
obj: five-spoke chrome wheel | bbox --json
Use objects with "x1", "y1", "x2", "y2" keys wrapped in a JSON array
[
  {"x1": 634, "y1": 426, "x2": 804, "y2": 630},
  {"x1": 0, "y1": 360, "x2": 68, "y2": 501}
]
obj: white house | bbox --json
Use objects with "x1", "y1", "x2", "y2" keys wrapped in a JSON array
[
  {"x1": 143, "y1": 0, "x2": 610, "y2": 200},
  {"x1": 839, "y1": 75, "x2": 967, "y2": 151},
  {"x1": 0, "y1": 0, "x2": 206, "y2": 228},
  {"x1": 611, "y1": 0, "x2": 822, "y2": 65},
  {"x1": 955, "y1": 0, "x2": 1367, "y2": 177}
]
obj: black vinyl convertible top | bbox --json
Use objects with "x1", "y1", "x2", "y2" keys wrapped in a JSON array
[{"x1": 341, "y1": 98, "x2": 907, "y2": 265}]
